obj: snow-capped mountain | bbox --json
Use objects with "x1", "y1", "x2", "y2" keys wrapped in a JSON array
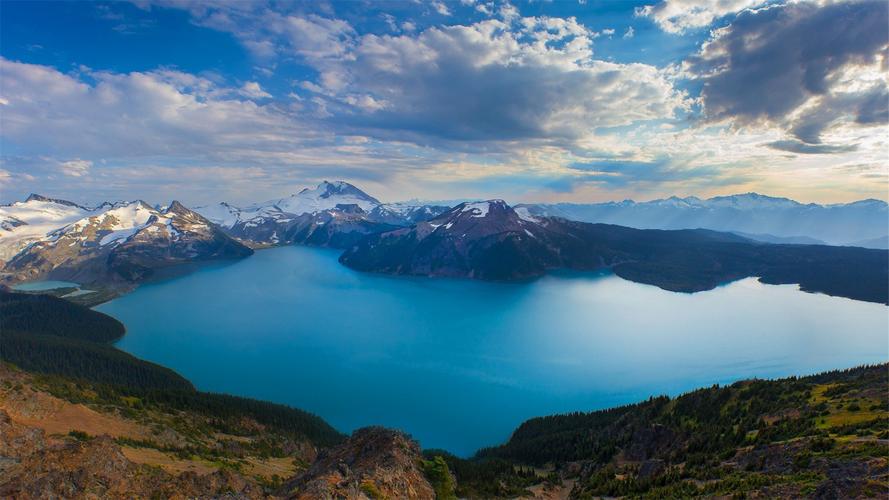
[
  {"x1": 195, "y1": 181, "x2": 449, "y2": 246},
  {"x1": 197, "y1": 181, "x2": 381, "y2": 228},
  {"x1": 0, "y1": 194, "x2": 97, "y2": 262},
  {"x1": 1, "y1": 198, "x2": 251, "y2": 286},
  {"x1": 517, "y1": 193, "x2": 888, "y2": 247}
]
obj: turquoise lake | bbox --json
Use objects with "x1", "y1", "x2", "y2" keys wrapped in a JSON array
[{"x1": 97, "y1": 245, "x2": 889, "y2": 456}]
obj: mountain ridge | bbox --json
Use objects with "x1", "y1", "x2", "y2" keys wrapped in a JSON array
[
  {"x1": 518, "y1": 193, "x2": 888, "y2": 247},
  {"x1": 341, "y1": 199, "x2": 889, "y2": 304}
]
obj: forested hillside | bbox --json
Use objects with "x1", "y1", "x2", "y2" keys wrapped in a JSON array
[
  {"x1": 0, "y1": 290, "x2": 343, "y2": 448},
  {"x1": 478, "y1": 365, "x2": 888, "y2": 497}
]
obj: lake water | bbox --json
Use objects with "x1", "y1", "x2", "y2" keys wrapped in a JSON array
[
  {"x1": 13, "y1": 280, "x2": 80, "y2": 291},
  {"x1": 98, "y1": 245, "x2": 889, "y2": 456}
]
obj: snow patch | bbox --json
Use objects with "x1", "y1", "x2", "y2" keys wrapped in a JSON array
[
  {"x1": 461, "y1": 202, "x2": 490, "y2": 218},
  {"x1": 515, "y1": 206, "x2": 539, "y2": 223}
]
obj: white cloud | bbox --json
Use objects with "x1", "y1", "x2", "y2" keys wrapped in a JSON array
[
  {"x1": 636, "y1": 0, "x2": 766, "y2": 33},
  {"x1": 0, "y1": 58, "x2": 307, "y2": 160},
  {"x1": 60, "y1": 159, "x2": 92, "y2": 177},
  {"x1": 239, "y1": 81, "x2": 271, "y2": 99},
  {"x1": 305, "y1": 18, "x2": 688, "y2": 145},
  {"x1": 432, "y1": 1, "x2": 451, "y2": 16},
  {"x1": 623, "y1": 26, "x2": 635, "y2": 38}
]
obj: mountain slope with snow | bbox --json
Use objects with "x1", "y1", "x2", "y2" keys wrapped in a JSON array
[
  {"x1": 517, "y1": 193, "x2": 889, "y2": 247},
  {"x1": 0, "y1": 194, "x2": 97, "y2": 262},
  {"x1": 195, "y1": 181, "x2": 448, "y2": 247},
  {"x1": 1, "y1": 198, "x2": 251, "y2": 286}
]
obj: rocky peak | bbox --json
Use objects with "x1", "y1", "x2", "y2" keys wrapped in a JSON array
[
  {"x1": 281, "y1": 426, "x2": 434, "y2": 499},
  {"x1": 163, "y1": 200, "x2": 204, "y2": 221},
  {"x1": 424, "y1": 199, "x2": 533, "y2": 239},
  {"x1": 23, "y1": 194, "x2": 88, "y2": 210},
  {"x1": 333, "y1": 203, "x2": 367, "y2": 215}
]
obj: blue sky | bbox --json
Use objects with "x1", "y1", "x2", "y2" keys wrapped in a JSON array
[{"x1": 1, "y1": 0, "x2": 886, "y2": 205}]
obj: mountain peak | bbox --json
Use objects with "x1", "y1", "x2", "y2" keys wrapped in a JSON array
[
  {"x1": 458, "y1": 200, "x2": 508, "y2": 218},
  {"x1": 24, "y1": 194, "x2": 87, "y2": 209},
  {"x1": 296, "y1": 180, "x2": 380, "y2": 204}
]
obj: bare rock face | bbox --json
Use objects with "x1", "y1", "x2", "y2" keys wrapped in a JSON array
[{"x1": 281, "y1": 427, "x2": 435, "y2": 500}]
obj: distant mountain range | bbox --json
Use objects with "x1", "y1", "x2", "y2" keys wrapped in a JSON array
[
  {"x1": 194, "y1": 181, "x2": 449, "y2": 247},
  {"x1": 341, "y1": 199, "x2": 888, "y2": 304},
  {"x1": 517, "y1": 193, "x2": 888, "y2": 248},
  {"x1": 2, "y1": 183, "x2": 887, "y2": 304}
]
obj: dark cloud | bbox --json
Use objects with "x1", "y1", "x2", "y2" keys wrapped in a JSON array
[
  {"x1": 686, "y1": 1, "x2": 888, "y2": 143},
  {"x1": 765, "y1": 140, "x2": 859, "y2": 155}
]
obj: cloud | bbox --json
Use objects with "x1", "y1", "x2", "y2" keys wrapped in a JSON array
[
  {"x1": 0, "y1": 58, "x2": 308, "y2": 160},
  {"x1": 636, "y1": 0, "x2": 766, "y2": 34},
  {"x1": 304, "y1": 18, "x2": 688, "y2": 146},
  {"x1": 685, "y1": 1, "x2": 889, "y2": 145},
  {"x1": 239, "y1": 81, "x2": 272, "y2": 99},
  {"x1": 765, "y1": 140, "x2": 859, "y2": 155},
  {"x1": 4, "y1": 2, "x2": 885, "y2": 204},
  {"x1": 59, "y1": 159, "x2": 92, "y2": 177},
  {"x1": 567, "y1": 158, "x2": 746, "y2": 189},
  {"x1": 142, "y1": 4, "x2": 687, "y2": 150},
  {"x1": 623, "y1": 26, "x2": 635, "y2": 38},
  {"x1": 432, "y1": 1, "x2": 451, "y2": 16}
]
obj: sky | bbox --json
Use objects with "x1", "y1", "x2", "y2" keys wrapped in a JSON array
[{"x1": 0, "y1": 0, "x2": 887, "y2": 206}]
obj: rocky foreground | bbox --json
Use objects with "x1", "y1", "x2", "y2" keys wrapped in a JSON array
[
  {"x1": 2, "y1": 360, "x2": 887, "y2": 499},
  {"x1": 0, "y1": 365, "x2": 436, "y2": 499}
]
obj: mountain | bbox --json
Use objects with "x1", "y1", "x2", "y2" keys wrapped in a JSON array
[
  {"x1": 732, "y1": 231, "x2": 826, "y2": 245},
  {"x1": 518, "y1": 193, "x2": 889, "y2": 247},
  {"x1": 340, "y1": 200, "x2": 572, "y2": 280},
  {"x1": 1, "y1": 199, "x2": 252, "y2": 287},
  {"x1": 366, "y1": 202, "x2": 451, "y2": 226},
  {"x1": 848, "y1": 235, "x2": 889, "y2": 250},
  {"x1": 340, "y1": 200, "x2": 889, "y2": 304},
  {"x1": 0, "y1": 194, "x2": 97, "y2": 262},
  {"x1": 195, "y1": 181, "x2": 449, "y2": 247}
]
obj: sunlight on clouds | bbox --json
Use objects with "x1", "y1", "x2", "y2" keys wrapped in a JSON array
[{"x1": 0, "y1": 0, "x2": 886, "y2": 205}]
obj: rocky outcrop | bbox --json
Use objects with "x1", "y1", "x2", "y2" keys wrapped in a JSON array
[
  {"x1": 0, "y1": 410, "x2": 267, "y2": 499},
  {"x1": 281, "y1": 427, "x2": 435, "y2": 499}
]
